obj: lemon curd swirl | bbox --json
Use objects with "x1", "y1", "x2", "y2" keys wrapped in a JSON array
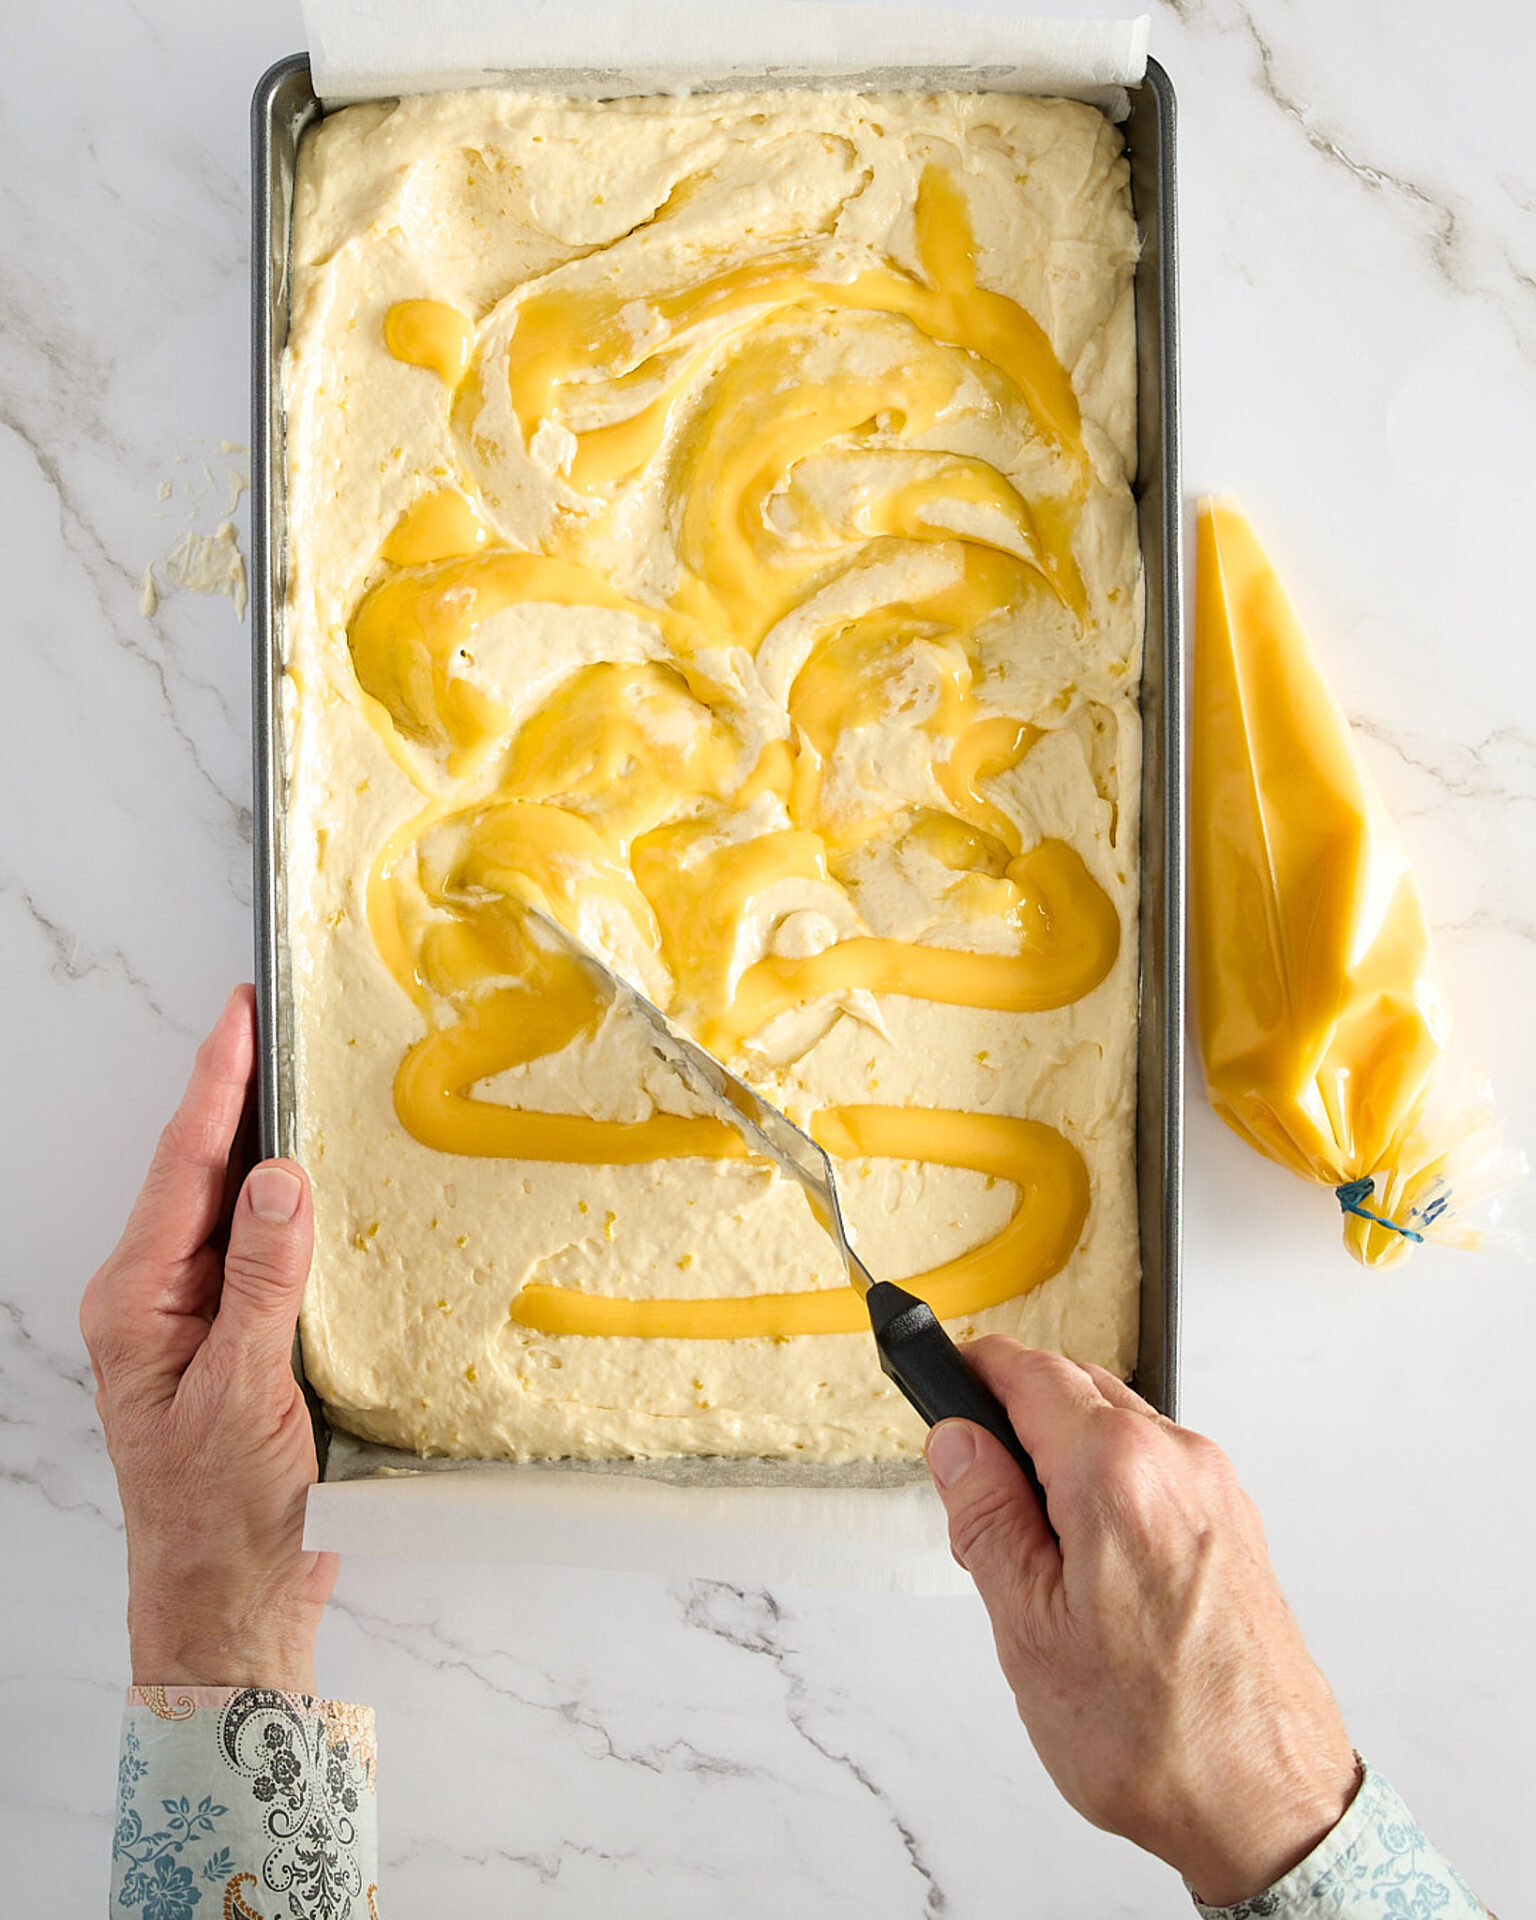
[
  {"x1": 346, "y1": 161, "x2": 1117, "y2": 1343},
  {"x1": 284, "y1": 91, "x2": 1141, "y2": 1455}
]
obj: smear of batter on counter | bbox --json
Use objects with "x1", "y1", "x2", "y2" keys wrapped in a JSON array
[
  {"x1": 161, "y1": 521, "x2": 248, "y2": 620},
  {"x1": 142, "y1": 441, "x2": 251, "y2": 622}
]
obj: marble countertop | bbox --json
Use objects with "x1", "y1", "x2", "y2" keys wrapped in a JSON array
[{"x1": 4, "y1": 1, "x2": 1532, "y2": 1911}]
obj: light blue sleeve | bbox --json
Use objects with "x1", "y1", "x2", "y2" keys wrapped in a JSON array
[
  {"x1": 110, "y1": 1685, "x2": 378, "y2": 1919},
  {"x1": 1190, "y1": 1758, "x2": 1490, "y2": 1918}
]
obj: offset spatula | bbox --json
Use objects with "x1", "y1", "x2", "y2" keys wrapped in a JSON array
[{"x1": 529, "y1": 912, "x2": 1050, "y2": 1515}]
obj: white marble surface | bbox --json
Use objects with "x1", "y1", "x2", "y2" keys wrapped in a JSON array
[{"x1": 3, "y1": 1, "x2": 1533, "y2": 1911}]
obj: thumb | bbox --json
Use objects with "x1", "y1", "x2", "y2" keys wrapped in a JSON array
[
  {"x1": 212, "y1": 1160, "x2": 314, "y2": 1369},
  {"x1": 926, "y1": 1419, "x2": 1057, "y2": 1598}
]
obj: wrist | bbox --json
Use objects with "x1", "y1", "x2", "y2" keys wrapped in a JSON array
[
  {"x1": 128, "y1": 1589, "x2": 322, "y2": 1694},
  {"x1": 129, "y1": 1634, "x2": 318, "y2": 1694},
  {"x1": 125, "y1": 1529, "x2": 331, "y2": 1694},
  {"x1": 1176, "y1": 1751, "x2": 1364, "y2": 1909}
]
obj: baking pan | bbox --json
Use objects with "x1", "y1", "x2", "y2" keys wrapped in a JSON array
[{"x1": 250, "y1": 55, "x2": 1183, "y2": 1479}]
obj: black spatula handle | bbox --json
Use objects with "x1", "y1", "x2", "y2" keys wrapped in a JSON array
[{"x1": 865, "y1": 1281, "x2": 1053, "y2": 1532}]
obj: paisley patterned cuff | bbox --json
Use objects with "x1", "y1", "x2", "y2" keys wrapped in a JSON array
[
  {"x1": 1189, "y1": 1758, "x2": 1489, "y2": 1918},
  {"x1": 112, "y1": 1686, "x2": 378, "y2": 1919}
]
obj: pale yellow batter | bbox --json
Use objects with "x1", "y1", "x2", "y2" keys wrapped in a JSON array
[{"x1": 282, "y1": 88, "x2": 1142, "y2": 1461}]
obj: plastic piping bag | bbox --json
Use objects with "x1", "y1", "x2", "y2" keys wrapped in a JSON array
[{"x1": 1193, "y1": 497, "x2": 1528, "y2": 1267}]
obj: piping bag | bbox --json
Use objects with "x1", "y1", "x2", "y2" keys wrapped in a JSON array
[{"x1": 1193, "y1": 498, "x2": 1529, "y2": 1267}]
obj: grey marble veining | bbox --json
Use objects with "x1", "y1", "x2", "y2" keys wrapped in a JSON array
[{"x1": 3, "y1": 1, "x2": 1533, "y2": 1913}]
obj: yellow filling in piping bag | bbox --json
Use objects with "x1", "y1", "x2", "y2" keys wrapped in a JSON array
[{"x1": 1193, "y1": 497, "x2": 1528, "y2": 1268}]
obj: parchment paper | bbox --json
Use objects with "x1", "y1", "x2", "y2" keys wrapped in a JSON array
[{"x1": 304, "y1": 1, "x2": 1149, "y2": 116}]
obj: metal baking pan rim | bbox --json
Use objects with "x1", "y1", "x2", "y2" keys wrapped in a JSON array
[{"x1": 251, "y1": 53, "x2": 1182, "y2": 1480}]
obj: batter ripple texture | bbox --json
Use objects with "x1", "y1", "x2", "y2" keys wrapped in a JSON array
[{"x1": 283, "y1": 88, "x2": 1142, "y2": 1462}]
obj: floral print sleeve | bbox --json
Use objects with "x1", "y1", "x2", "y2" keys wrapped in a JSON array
[
  {"x1": 111, "y1": 1686, "x2": 378, "y2": 1919},
  {"x1": 1191, "y1": 1758, "x2": 1492, "y2": 1918}
]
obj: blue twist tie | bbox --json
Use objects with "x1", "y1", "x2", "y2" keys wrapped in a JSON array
[{"x1": 1335, "y1": 1176, "x2": 1424, "y2": 1244}]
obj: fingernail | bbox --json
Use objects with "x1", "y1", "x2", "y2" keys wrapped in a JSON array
[
  {"x1": 249, "y1": 1164, "x2": 302, "y2": 1222},
  {"x1": 926, "y1": 1421, "x2": 977, "y2": 1488}
]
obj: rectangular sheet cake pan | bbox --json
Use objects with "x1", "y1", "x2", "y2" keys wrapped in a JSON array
[{"x1": 250, "y1": 53, "x2": 1184, "y2": 1494}]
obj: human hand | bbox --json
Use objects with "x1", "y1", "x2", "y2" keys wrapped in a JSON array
[
  {"x1": 925, "y1": 1343, "x2": 1359, "y2": 1908},
  {"x1": 81, "y1": 985, "x2": 336, "y2": 1692}
]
